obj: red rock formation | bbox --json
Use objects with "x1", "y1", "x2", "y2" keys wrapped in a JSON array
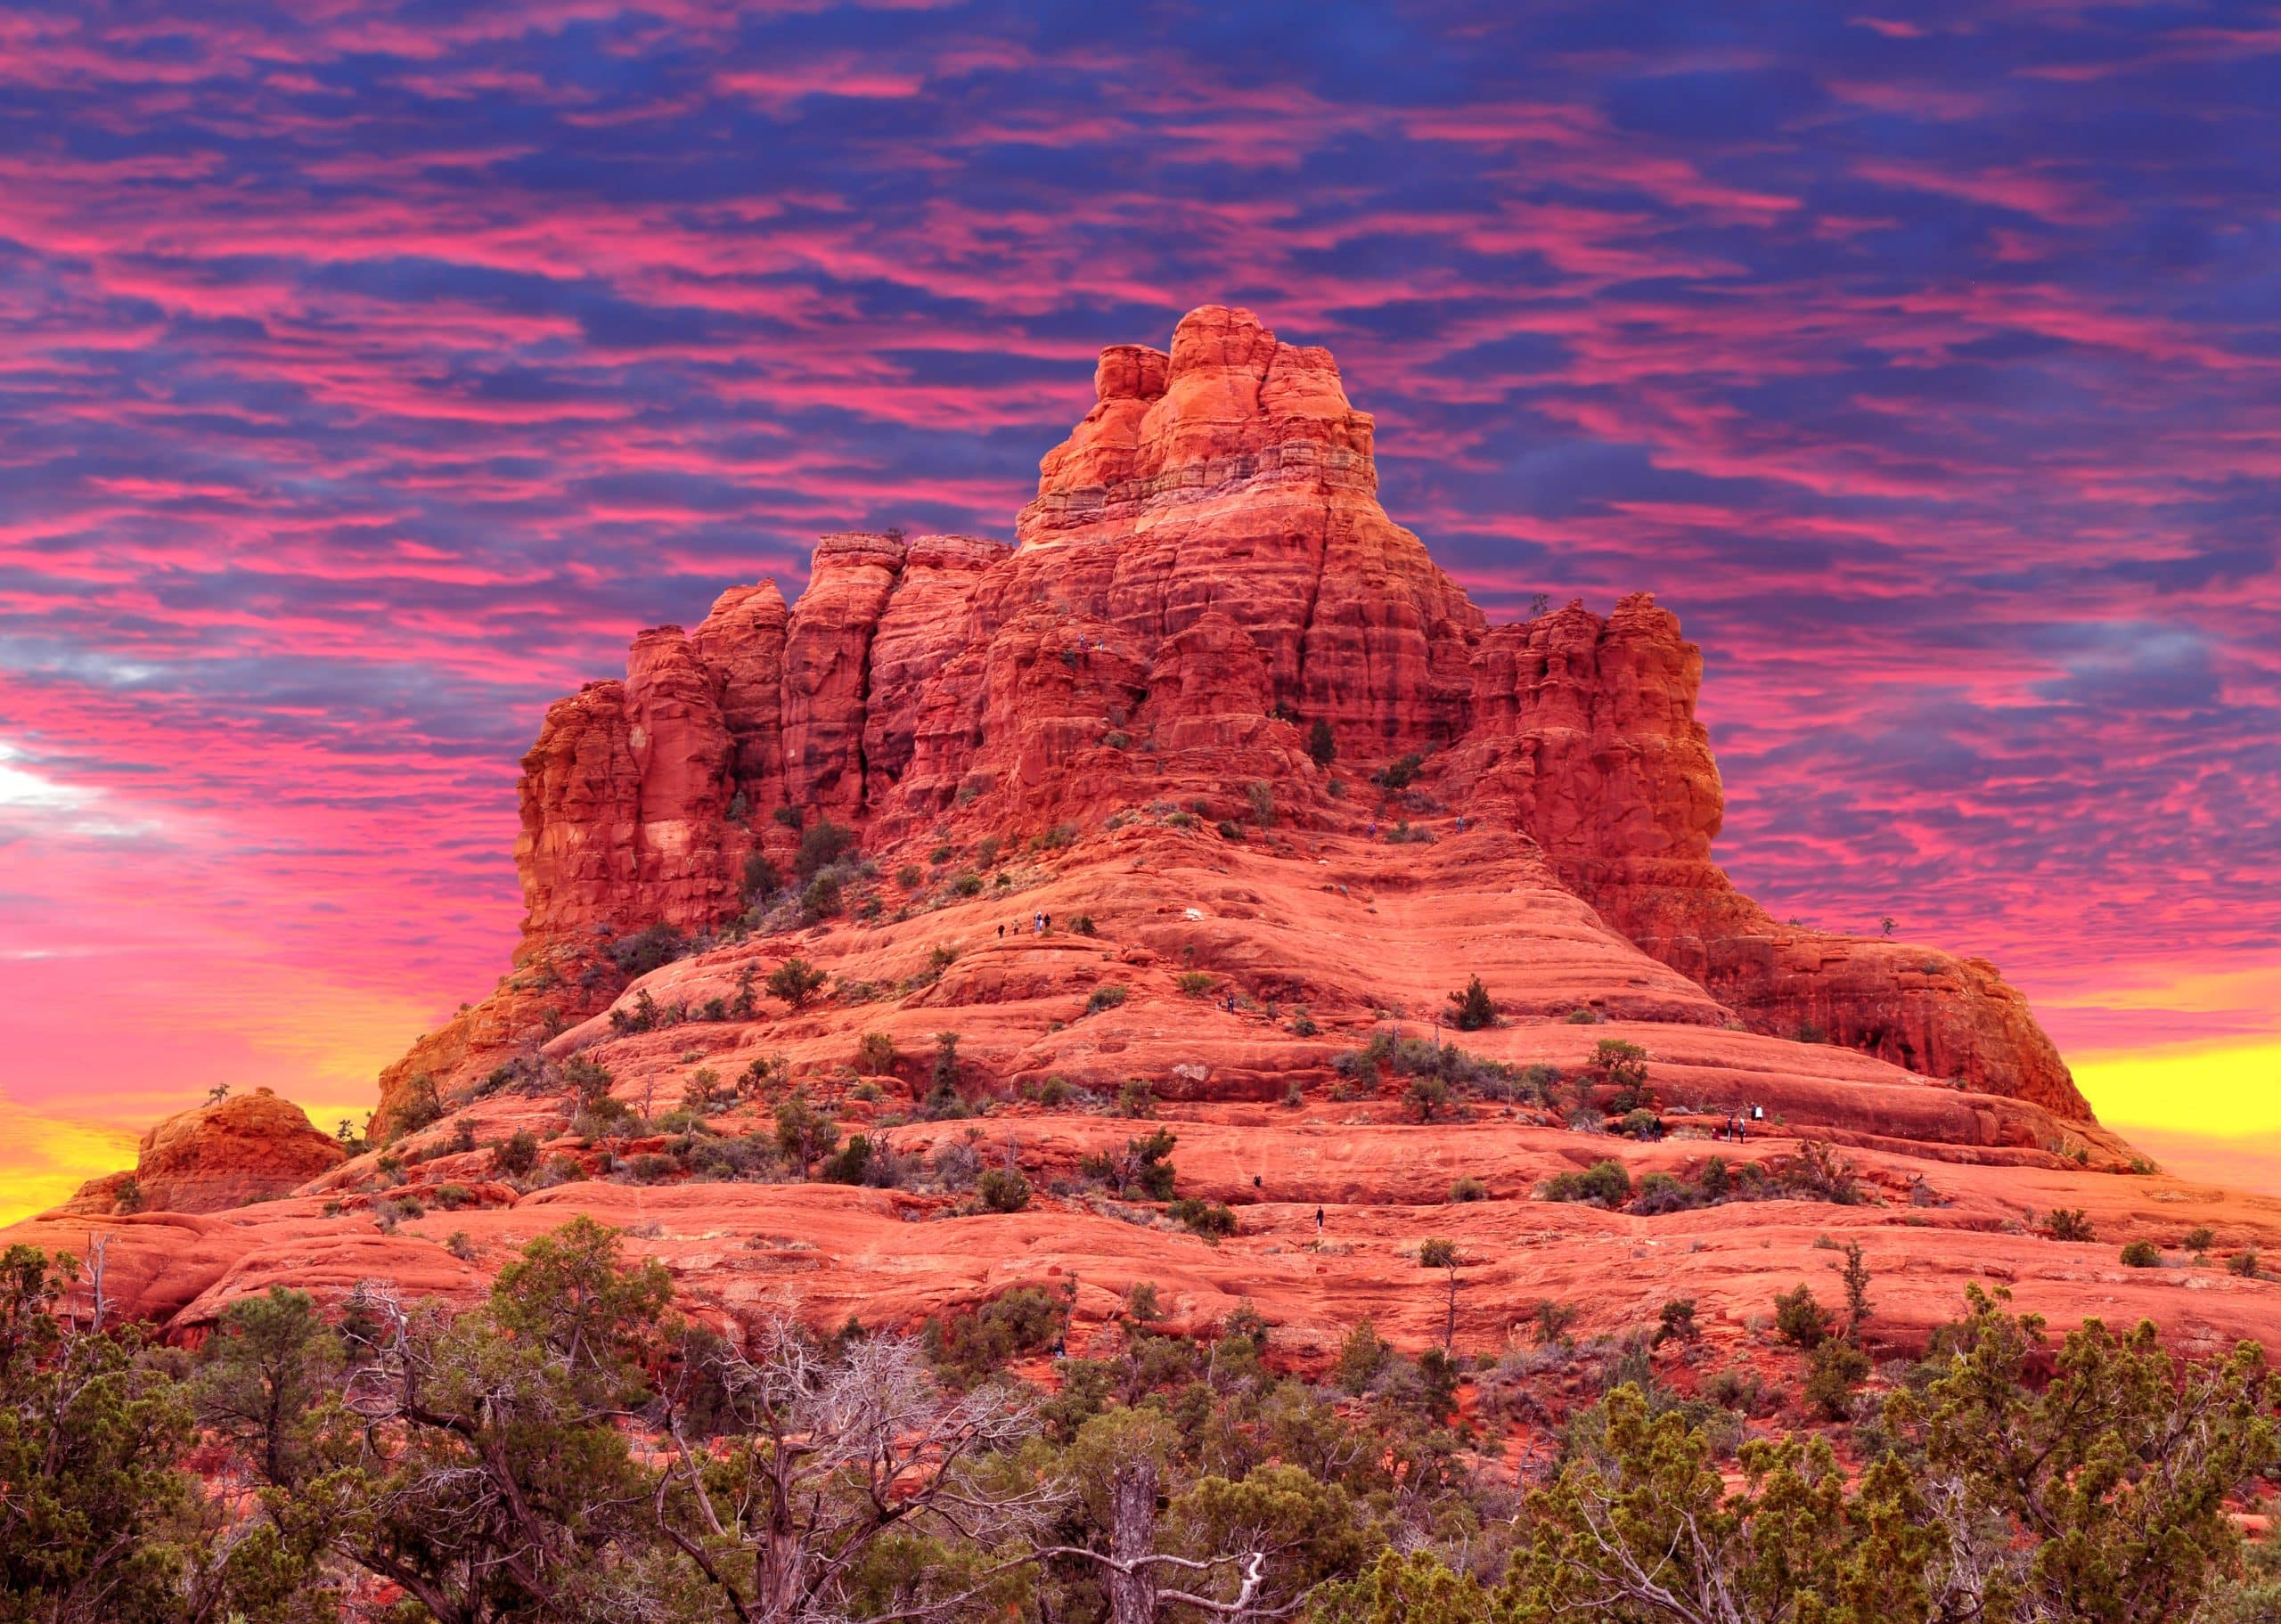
[
  {"x1": 53, "y1": 1088, "x2": 345, "y2": 1217},
  {"x1": 390, "y1": 303, "x2": 2088, "y2": 1133},
  {"x1": 780, "y1": 532, "x2": 907, "y2": 819},
  {"x1": 999, "y1": 306, "x2": 1483, "y2": 752},
  {"x1": 861, "y1": 534, "x2": 1011, "y2": 788},
  {"x1": 37, "y1": 304, "x2": 2237, "y2": 1386},
  {"x1": 688, "y1": 581, "x2": 790, "y2": 818}
]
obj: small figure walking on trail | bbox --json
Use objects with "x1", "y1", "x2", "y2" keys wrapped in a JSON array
[
  {"x1": 1042, "y1": 912, "x2": 1051, "y2": 932},
  {"x1": 1314, "y1": 1206, "x2": 1325, "y2": 1234},
  {"x1": 1367, "y1": 819, "x2": 1378, "y2": 838},
  {"x1": 1752, "y1": 1102, "x2": 1764, "y2": 1123},
  {"x1": 1033, "y1": 911, "x2": 1044, "y2": 934},
  {"x1": 1455, "y1": 815, "x2": 1466, "y2": 834},
  {"x1": 997, "y1": 924, "x2": 1004, "y2": 938}
]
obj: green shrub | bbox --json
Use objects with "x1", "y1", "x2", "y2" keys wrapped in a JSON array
[
  {"x1": 2228, "y1": 1247, "x2": 2261, "y2": 1278},
  {"x1": 1628, "y1": 1171, "x2": 1701, "y2": 1216},
  {"x1": 799, "y1": 872, "x2": 843, "y2": 922},
  {"x1": 1773, "y1": 1283, "x2": 1834, "y2": 1349},
  {"x1": 1542, "y1": 1159, "x2": 1631, "y2": 1207},
  {"x1": 1169, "y1": 1198, "x2": 1237, "y2": 1239},
  {"x1": 1446, "y1": 975, "x2": 1495, "y2": 1031},
  {"x1": 924, "y1": 1286, "x2": 1064, "y2": 1383},
  {"x1": 1077, "y1": 1128, "x2": 1178, "y2": 1200},
  {"x1": 1086, "y1": 984, "x2": 1129, "y2": 1015},
  {"x1": 1307, "y1": 718, "x2": 1336, "y2": 766},
  {"x1": 625, "y1": 1153, "x2": 677, "y2": 1184},
  {"x1": 2183, "y1": 1226, "x2": 2216, "y2": 1253},
  {"x1": 1375, "y1": 751, "x2": 1426, "y2": 789},
  {"x1": 767, "y1": 956, "x2": 829, "y2": 1009},
  {"x1": 492, "y1": 1130, "x2": 540, "y2": 1177},
  {"x1": 1449, "y1": 1177, "x2": 1487, "y2": 1204},
  {"x1": 2121, "y1": 1239, "x2": 2162, "y2": 1268},
  {"x1": 1804, "y1": 1337, "x2": 1870, "y2": 1420},
  {"x1": 1175, "y1": 970, "x2": 1214, "y2": 997},
  {"x1": 2045, "y1": 1207, "x2": 2097, "y2": 1243},
  {"x1": 795, "y1": 818, "x2": 855, "y2": 880},
  {"x1": 952, "y1": 870, "x2": 984, "y2": 897},
  {"x1": 742, "y1": 851, "x2": 783, "y2": 904},
  {"x1": 895, "y1": 864, "x2": 923, "y2": 888},
  {"x1": 854, "y1": 1031, "x2": 898, "y2": 1075},
  {"x1": 977, "y1": 1168, "x2": 1031, "y2": 1213}
]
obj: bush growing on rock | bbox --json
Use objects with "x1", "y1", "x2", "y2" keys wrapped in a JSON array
[
  {"x1": 2121, "y1": 1239, "x2": 2162, "y2": 1268},
  {"x1": 798, "y1": 871, "x2": 843, "y2": 922},
  {"x1": 1085, "y1": 983, "x2": 1129, "y2": 1015},
  {"x1": 793, "y1": 816, "x2": 855, "y2": 880},
  {"x1": 977, "y1": 1167, "x2": 1031, "y2": 1213},
  {"x1": 1446, "y1": 975, "x2": 1495, "y2": 1031},
  {"x1": 1176, "y1": 970, "x2": 1215, "y2": 997},
  {"x1": 2045, "y1": 1206, "x2": 2097, "y2": 1242},
  {"x1": 1803, "y1": 1337, "x2": 1871, "y2": 1420},
  {"x1": 1168, "y1": 1197, "x2": 1237, "y2": 1240},
  {"x1": 1541, "y1": 1159, "x2": 1631, "y2": 1207},
  {"x1": 854, "y1": 1031, "x2": 898, "y2": 1075},
  {"x1": 1773, "y1": 1282, "x2": 1835, "y2": 1349},
  {"x1": 742, "y1": 852, "x2": 783, "y2": 905},
  {"x1": 923, "y1": 1285, "x2": 1064, "y2": 1384},
  {"x1": 1628, "y1": 1171, "x2": 1701, "y2": 1216},
  {"x1": 772, "y1": 1089, "x2": 838, "y2": 1173},
  {"x1": 1374, "y1": 751, "x2": 1426, "y2": 789},
  {"x1": 767, "y1": 956, "x2": 829, "y2": 1009},
  {"x1": 1078, "y1": 1127, "x2": 1178, "y2": 1200},
  {"x1": 1449, "y1": 1176, "x2": 1487, "y2": 1203},
  {"x1": 490, "y1": 1130, "x2": 540, "y2": 1177},
  {"x1": 1403, "y1": 1075, "x2": 1450, "y2": 1122}
]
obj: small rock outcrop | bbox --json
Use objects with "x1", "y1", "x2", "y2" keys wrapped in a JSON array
[{"x1": 56, "y1": 1089, "x2": 345, "y2": 1217}]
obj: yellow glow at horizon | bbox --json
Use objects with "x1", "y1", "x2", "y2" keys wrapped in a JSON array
[
  {"x1": 2073, "y1": 1041, "x2": 2281, "y2": 1136},
  {"x1": 0, "y1": 1100, "x2": 138, "y2": 1228}
]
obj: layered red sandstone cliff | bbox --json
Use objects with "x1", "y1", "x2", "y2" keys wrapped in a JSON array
[
  {"x1": 29, "y1": 308, "x2": 2247, "y2": 1364},
  {"x1": 376, "y1": 305, "x2": 2086, "y2": 1130}
]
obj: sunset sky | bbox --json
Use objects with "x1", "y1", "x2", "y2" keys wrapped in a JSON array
[{"x1": 3, "y1": 3, "x2": 2278, "y2": 1220}]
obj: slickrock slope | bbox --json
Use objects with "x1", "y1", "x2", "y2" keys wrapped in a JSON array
[{"x1": 21, "y1": 306, "x2": 2261, "y2": 1373}]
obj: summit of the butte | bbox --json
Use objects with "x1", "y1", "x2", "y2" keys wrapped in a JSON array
[{"x1": 17, "y1": 306, "x2": 2277, "y2": 1363}]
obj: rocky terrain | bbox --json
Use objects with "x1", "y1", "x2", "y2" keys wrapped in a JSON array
[{"x1": 13, "y1": 305, "x2": 2277, "y2": 1371}]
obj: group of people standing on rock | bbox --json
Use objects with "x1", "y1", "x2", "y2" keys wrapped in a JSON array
[
  {"x1": 1719, "y1": 1103, "x2": 1765, "y2": 1142},
  {"x1": 995, "y1": 912, "x2": 1053, "y2": 938}
]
